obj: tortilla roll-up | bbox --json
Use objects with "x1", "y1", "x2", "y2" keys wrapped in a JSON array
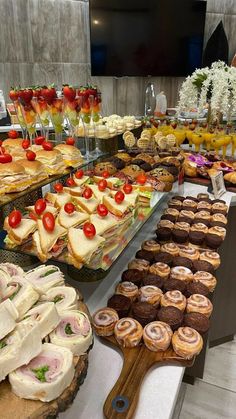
[
  {"x1": 3, "y1": 276, "x2": 39, "y2": 319},
  {"x1": 25, "y1": 265, "x2": 64, "y2": 294},
  {"x1": 0, "y1": 299, "x2": 19, "y2": 340},
  {"x1": 23, "y1": 302, "x2": 60, "y2": 339},
  {"x1": 40, "y1": 286, "x2": 79, "y2": 313}
]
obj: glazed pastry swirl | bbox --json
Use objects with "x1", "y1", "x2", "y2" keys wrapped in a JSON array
[
  {"x1": 200, "y1": 251, "x2": 221, "y2": 269},
  {"x1": 164, "y1": 208, "x2": 179, "y2": 217},
  {"x1": 212, "y1": 202, "x2": 228, "y2": 213},
  {"x1": 179, "y1": 246, "x2": 200, "y2": 261},
  {"x1": 149, "y1": 262, "x2": 171, "y2": 279},
  {"x1": 141, "y1": 240, "x2": 161, "y2": 253},
  {"x1": 170, "y1": 266, "x2": 193, "y2": 283},
  {"x1": 211, "y1": 213, "x2": 227, "y2": 224},
  {"x1": 116, "y1": 281, "x2": 139, "y2": 300},
  {"x1": 158, "y1": 220, "x2": 175, "y2": 230},
  {"x1": 114, "y1": 318, "x2": 143, "y2": 348},
  {"x1": 197, "y1": 201, "x2": 212, "y2": 211},
  {"x1": 179, "y1": 210, "x2": 195, "y2": 219},
  {"x1": 174, "y1": 222, "x2": 190, "y2": 232},
  {"x1": 128, "y1": 259, "x2": 150, "y2": 271},
  {"x1": 187, "y1": 294, "x2": 213, "y2": 317},
  {"x1": 161, "y1": 290, "x2": 186, "y2": 311},
  {"x1": 169, "y1": 199, "x2": 182, "y2": 208},
  {"x1": 193, "y1": 271, "x2": 217, "y2": 292},
  {"x1": 208, "y1": 226, "x2": 226, "y2": 239},
  {"x1": 143, "y1": 321, "x2": 173, "y2": 351},
  {"x1": 194, "y1": 210, "x2": 211, "y2": 220},
  {"x1": 190, "y1": 223, "x2": 208, "y2": 234},
  {"x1": 161, "y1": 242, "x2": 179, "y2": 256},
  {"x1": 138, "y1": 285, "x2": 163, "y2": 307},
  {"x1": 183, "y1": 199, "x2": 197, "y2": 208},
  {"x1": 172, "y1": 327, "x2": 203, "y2": 359},
  {"x1": 92, "y1": 307, "x2": 119, "y2": 336}
]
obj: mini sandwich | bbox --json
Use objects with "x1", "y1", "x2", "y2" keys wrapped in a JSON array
[
  {"x1": 103, "y1": 195, "x2": 133, "y2": 219},
  {"x1": 54, "y1": 144, "x2": 84, "y2": 168},
  {"x1": 32, "y1": 220, "x2": 67, "y2": 262},
  {"x1": 26, "y1": 203, "x2": 58, "y2": 218},
  {"x1": 0, "y1": 162, "x2": 31, "y2": 194},
  {"x1": 73, "y1": 174, "x2": 90, "y2": 187},
  {"x1": 88, "y1": 184, "x2": 110, "y2": 203},
  {"x1": 45, "y1": 191, "x2": 72, "y2": 208},
  {"x1": 93, "y1": 176, "x2": 124, "y2": 189},
  {"x1": 58, "y1": 207, "x2": 89, "y2": 229},
  {"x1": 2, "y1": 138, "x2": 23, "y2": 157},
  {"x1": 4, "y1": 217, "x2": 37, "y2": 248},
  {"x1": 110, "y1": 189, "x2": 139, "y2": 207},
  {"x1": 68, "y1": 227, "x2": 105, "y2": 269},
  {"x1": 36, "y1": 149, "x2": 65, "y2": 176},
  {"x1": 63, "y1": 185, "x2": 82, "y2": 197},
  {"x1": 17, "y1": 159, "x2": 48, "y2": 184},
  {"x1": 73, "y1": 195, "x2": 99, "y2": 214},
  {"x1": 90, "y1": 213, "x2": 119, "y2": 239}
]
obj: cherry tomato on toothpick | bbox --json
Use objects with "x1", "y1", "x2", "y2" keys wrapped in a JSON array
[
  {"x1": 34, "y1": 198, "x2": 46, "y2": 215},
  {"x1": 66, "y1": 177, "x2": 76, "y2": 187},
  {"x1": 83, "y1": 222, "x2": 96, "y2": 239},
  {"x1": 102, "y1": 170, "x2": 109, "y2": 178},
  {"x1": 64, "y1": 202, "x2": 75, "y2": 214},
  {"x1": 83, "y1": 187, "x2": 93, "y2": 199},
  {"x1": 26, "y1": 150, "x2": 36, "y2": 161},
  {"x1": 97, "y1": 204, "x2": 108, "y2": 217},
  {"x1": 123, "y1": 183, "x2": 133, "y2": 194},
  {"x1": 136, "y1": 174, "x2": 147, "y2": 185},
  {"x1": 98, "y1": 179, "x2": 107, "y2": 191},
  {"x1": 42, "y1": 212, "x2": 55, "y2": 232},
  {"x1": 0, "y1": 154, "x2": 12, "y2": 163},
  {"x1": 75, "y1": 169, "x2": 84, "y2": 179},
  {"x1": 8, "y1": 130, "x2": 18, "y2": 139},
  {"x1": 42, "y1": 141, "x2": 53, "y2": 151},
  {"x1": 115, "y1": 191, "x2": 125, "y2": 204},
  {"x1": 66, "y1": 137, "x2": 75, "y2": 146},
  {"x1": 35, "y1": 136, "x2": 45, "y2": 145},
  {"x1": 54, "y1": 183, "x2": 63, "y2": 193},
  {"x1": 8, "y1": 210, "x2": 22, "y2": 228},
  {"x1": 22, "y1": 139, "x2": 30, "y2": 149}
]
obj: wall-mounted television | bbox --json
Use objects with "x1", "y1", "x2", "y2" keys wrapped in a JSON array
[{"x1": 89, "y1": 0, "x2": 206, "y2": 77}]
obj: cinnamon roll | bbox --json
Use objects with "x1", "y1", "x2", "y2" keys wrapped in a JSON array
[
  {"x1": 92, "y1": 307, "x2": 119, "y2": 336},
  {"x1": 190, "y1": 223, "x2": 208, "y2": 234},
  {"x1": 161, "y1": 290, "x2": 186, "y2": 312},
  {"x1": 211, "y1": 202, "x2": 228, "y2": 215},
  {"x1": 179, "y1": 210, "x2": 195, "y2": 220},
  {"x1": 168, "y1": 199, "x2": 182, "y2": 210},
  {"x1": 174, "y1": 222, "x2": 191, "y2": 232},
  {"x1": 179, "y1": 246, "x2": 200, "y2": 261},
  {"x1": 194, "y1": 210, "x2": 211, "y2": 221},
  {"x1": 143, "y1": 321, "x2": 173, "y2": 351},
  {"x1": 114, "y1": 318, "x2": 143, "y2": 348},
  {"x1": 116, "y1": 281, "x2": 139, "y2": 301},
  {"x1": 193, "y1": 271, "x2": 217, "y2": 292},
  {"x1": 164, "y1": 208, "x2": 179, "y2": 219},
  {"x1": 141, "y1": 240, "x2": 161, "y2": 254},
  {"x1": 211, "y1": 213, "x2": 227, "y2": 225},
  {"x1": 138, "y1": 285, "x2": 163, "y2": 307},
  {"x1": 208, "y1": 226, "x2": 226, "y2": 240},
  {"x1": 172, "y1": 327, "x2": 203, "y2": 359},
  {"x1": 161, "y1": 242, "x2": 179, "y2": 257},
  {"x1": 128, "y1": 259, "x2": 150, "y2": 272},
  {"x1": 158, "y1": 219, "x2": 175, "y2": 230},
  {"x1": 149, "y1": 262, "x2": 170, "y2": 279},
  {"x1": 197, "y1": 201, "x2": 212, "y2": 212},
  {"x1": 186, "y1": 294, "x2": 213, "y2": 317},
  {"x1": 199, "y1": 251, "x2": 221, "y2": 269},
  {"x1": 182, "y1": 199, "x2": 198, "y2": 212},
  {"x1": 170, "y1": 266, "x2": 193, "y2": 283}
]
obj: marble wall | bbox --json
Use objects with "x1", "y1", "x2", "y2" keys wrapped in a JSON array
[{"x1": 0, "y1": 0, "x2": 236, "y2": 115}]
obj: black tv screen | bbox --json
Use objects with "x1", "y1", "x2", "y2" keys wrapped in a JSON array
[{"x1": 90, "y1": 0, "x2": 206, "y2": 77}]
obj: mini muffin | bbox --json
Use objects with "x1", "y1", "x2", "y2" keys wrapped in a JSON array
[
  {"x1": 174, "y1": 222, "x2": 191, "y2": 232},
  {"x1": 168, "y1": 199, "x2": 182, "y2": 211},
  {"x1": 158, "y1": 219, "x2": 175, "y2": 230},
  {"x1": 135, "y1": 249, "x2": 154, "y2": 263},
  {"x1": 211, "y1": 213, "x2": 227, "y2": 225},
  {"x1": 138, "y1": 285, "x2": 163, "y2": 307},
  {"x1": 185, "y1": 281, "x2": 209, "y2": 298},
  {"x1": 179, "y1": 210, "x2": 195, "y2": 220},
  {"x1": 108, "y1": 156, "x2": 126, "y2": 170},
  {"x1": 179, "y1": 246, "x2": 200, "y2": 261},
  {"x1": 161, "y1": 242, "x2": 179, "y2": 257},
  {"x1": 158, "y1": 306, "x2": 183, "y2": 330},
  {"x1": 172, "y1": 256, "x2": 193, "y2": 270},
  {"x1": 164, "y1": 278, "x2": 187, "y2": 294},
  {"x1": 128, "y1": 259, "x2": 150, "y2": 272},
  {"x1": 150, "y1": 167, "x2": 174, "y2": 183},
  {"x1": 190, "y1": 223, "x2": 208, "y2": 234},
  {"x1": 116, "y1": 281, "x2": 139, "y2": 301},
  {"x1": 108, "y1": 294, "x2": 131, "y2": 318},
  {"x1": 142, "y1": 240, "x2": 161, "y2": 255},
  {"x1": 186, "y1": 294, "x2": 213, "y2": 317},
  {"x1": 172, "y1": 228, "x2": 189, "y2": 244},
  {"x1": 192, "y1": 260, "x2": 214, "y2": 274},
  {"x1": 121, "y1": 269, "x2": 144, "y2": 286},
  {"x1": 189, "y1": 231, "x2": 205, "y2": 246},
  {"x1": 135, "y1": 153, "x2": 155, "y2": 165},
  {"x1": 161, "y1": 214, "x2": 177, "y2": 223},
  {"x1": 122, "y1": 164, "x2": 145, "y2": 180},
  {"x1": 183, "y1": 312, "x2": 210, "y2": 335},
  {"x1": 193, "y1": 271, "x2": 217, "y2": 292},
  {"x1": 154, "y1": 251, "x2": 173, "y2": 266},
  {"x1": 164, "y1": 208, "x2": 180, "y2": 219},
  {"x1": 156, "y1": 227, "x2": 172, "y2": 242},
  {"x1": 199, "y1": 251, "x2": 221, "y2": 270},
  {"x1": 205, "y1": 233, "x2": 223, "y2": 249},
  {"x1": 161, "y1": 290, "x2": 186, "y2": 312},
  {"x1": 115, "y1": 152, "x2": 132, "y2": 164},
  {"x1": 149, "y1": 262, "x2": 171, "y2": 279},
  {"x1": 170, "y1": 266, "x2": 193, "y2": 283},
  {"x1": 208, "y1": 226, "x2": 226, "y2": 240},
  {"x1": 142, "y1": 273, "x2": 164, "y2": 289},
  {"x1": 94, "y1": 161, "x2": 117, "y2": 176},
  {"x1": 197, "y1": 201, "x2": 212, "y2": 212},
  {"x1": 140, "y1": 162, "x2": 152, "y2": 172},
  {"x1": 132, "y1": 301, "x2": 157, "y2": 327}
]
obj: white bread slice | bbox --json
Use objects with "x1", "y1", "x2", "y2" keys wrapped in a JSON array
[
  {"x1": 63, "y1": 185, "x2": 82, "y2": 197},
  {"x1": 32, "y1": 231, "x2": 48, "y2": 263},
  {"x1": 72, "y1": 175, "x2": 89, "y2": 186},
  {"x1": 26, "y1": 205, "x2": 58, "y2": 217},
  {"x1": 88, "y1": 184, "x2": 110, "y2": 202},
  {"x1": 132, "y1": 184, "x2": 153, "y2": 192},
  {"x1": 4, "y1": 218, "x2": 37, "y2": 244},
  {"x1": 73, "y1": 196, "x2": 99, "y2": 214},
  {"x1": 110, "y1": 190, "x2": 139, "y2": 207},
  {"x1": 89, "y1": 213, "x2": 117, "y2": 236},
  {"x1": 58, "y1": 208, "x2": 89, "y2": 229},
  {"x1": 37, "y1": 220, "x2": 67, "y2": 254},
  {"x1": 93, "y1": 176, "x2": 124, "y2": 189},
  {"x1": 103, "y1": 196, "x2": 132, "y2": 217},
  {"x1": 45, "y1": 192, "x2": 71, "y2": 208},
  {"x1": 68, "y1": 227, "x2": 105, "y2": 264},
  {"x1": 0, "y1": 299, "x2": 19, "y2": 340}
]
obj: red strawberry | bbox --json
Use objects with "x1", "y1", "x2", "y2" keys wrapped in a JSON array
[
  {"x1": 33, "y1": 87, "x2": 42, "y2": 98},
  {"x1": 19, "y1": 89, "x2": 33, "y2": 103},
  {"x1": 41, "y1": 86, "x2": 57, "y2": 104},
  {"x1": 9, "y1": 89, "x2": 19, "y2": 101},
  {"x1": 63, "y1": 85, "x2": 76, "y2": 101}
]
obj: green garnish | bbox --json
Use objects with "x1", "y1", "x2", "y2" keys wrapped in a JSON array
[
  {"x1": 65, "y1": 323, "x2": 73, "y2": 335},
  {"x1": 114, "y1": 180, "x2": 124, "y2": 188},
  {"x1": 31, "y1": 365, "x2": 49, "y2": 382},
  {"x1": 85, "y1": 178, "x2": 94, "y2": 185},
  {"x1": 40, "y1": 268, "x2": 57, "y2": 278},
  {"x1": 53, "y1": 295, "x2": 64, "y2": 304},
  {"x1": 9, "y1": 284, "x2": 21, "y2": 301},
  {"x1": 23, "y1": 314, "x2": 31, "y2": 320},
  {"x1": 0, "y1": 341, "x2": 7, "y2": 349}
]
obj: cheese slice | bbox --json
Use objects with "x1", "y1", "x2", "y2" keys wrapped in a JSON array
[
  {"x1": 3, "y1": 276, "x2": 39, "y2": 319},
  {"x1": 9, "y1": 343, "x2": 74, "y2": 402},
  {"x1": 0, "y1": 321, "x2": 42, "y2": 382},
  {"x1": 0, "y1": 299, "x2": 19, "y2": 340},
  {"x1": 58, "y1": 208, "x2": 89, "y2": 229},
  {"x1": 23, "y1": 302, "x2": 60, "y2": 338},
  {"x1": 73, "y1": 196, "x2": 99, "y2": 214},
  {"x1": 40, "y1": 286, "x2": 79, "y2": 313},
  {"x1": 25, "y1": 265, "x2": 65, "y2": 294}
]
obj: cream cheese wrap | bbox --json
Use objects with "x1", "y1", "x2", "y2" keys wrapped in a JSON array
[
  {"x1": 0, "y1": 321, "x2": 42, "y2": 382},
  {"x1": 25, "y1": 265, "x2": 65, "y2": 294},
  {"x1": 0, "y1": 266, "x2": 11, "y2": 296},
  {"x1": 50, "y1": 310, "x2": 93, "y2": 355},
  {"x1": 0, "y1": 299, "x2": 19, "y2": 340},
  {"x1": 3, "y1": 276, "x2": 39, "y2": 319},
  {"x1": 24, "y1": 302, "x2": 60, "y2": 338},
  {"x1": 9, "y1": 343, "x2": 74, "y2": 402},
  {"x1": 0, "y1": 262, "x2": 24, "y2": 277},
  {"x1": 40, "y1": 286, "x2": 79, "y2": 313}
]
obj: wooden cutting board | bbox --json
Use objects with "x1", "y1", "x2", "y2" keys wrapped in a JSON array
[{"x1": 102, "y1": 335, "x2": 194, "y2": 419}]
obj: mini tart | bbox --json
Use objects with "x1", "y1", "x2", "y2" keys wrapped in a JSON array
[
  {"x1": 161, "y1": 242, "x2": 179, "y2": 257},
  {"x1": 205, "y1": 233, "x2": 223, "y2": 249},
  {"x1": 199, "y1": 251, "x2": 221, "y2": 270},
  {"x1": 149, "y1": 262, "x2": 170, "y2": 279},
  {"x1": 158, "y1": 219, "x2": 175, "y2": 230},
  {"x1": 92, "y1": 307, "x2": 119, "y2": 336},
  {"x1": 211, "y1": 213, "x2": 227, "y2": 225},
  {"x1": 183, "y1": 312, "x2": 210, "y2": 335},
  {"x1": 116, "y1": 281, "x2": 139, "y2": 301},
  {"x1": 114, "y1": 317, "x2": 143, "y2": 348},
  {"x1": 197, "y1": 201, "x2": 212, "y2": 212},
  {"x1": 172, "y1": 229, "x2": 189, "y2": 244},
  {"x1": 107, "y1": 294, "x2": 131, "y2": 318},
  {"x1": 141, "y1": 240, "x2": 161, "y2": 254},
  {"x1": 211, "y1": 202, "x2": 228, "y2": 215},
  {"x1": 143, "y1": 321, "x2": 173, "y2": 352},
  {"x1": 172, "y1": 327, "x2": 203, "y2": 359},
  {"x1": 186, "y1": 294, "x2": 213, "y2": 317},
  {"x1": 178, "y1": 246, "x2": 200, "y2": 261},
  {"x1": 156, "y1": 227, "x2": 172, "y2": 242},
  {"x1": 190, "y1": 223, "x2": 208, "y2": 234},
  {"x1": 208, "y1": 226, "x2": 226, "y2": 239},
  {"x1": 128, "y1": 259, "x2": 150, "y2": 272},
  {"x1": 174, "y1": 222, "x2": 191, "y2": 232},
  {"x1": 168, "y1": 199, "x2": 182, "y2": 210},
  {"x1": 121, "y1": 269, "x2": 144, "y2": 286},
  {"x1": 193, "y1": 271, "x2": 217, "y2": 292},
  {"x1": 170, "y1": 266, "x2": 193, "y2": 283},
  {"x1": 164, "y1": 208, "x2": 179, "y2": 219},
  {"x1": 160, "y1": 290, "x2": 186, "y2": 312},
  {"x1": 138, "y1": 285, "x2": 163, "y2": 307}
]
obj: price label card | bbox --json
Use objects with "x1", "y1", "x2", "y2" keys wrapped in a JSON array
[{"x1": 210, "y1": 171, "x2": 226, "y2": 199}]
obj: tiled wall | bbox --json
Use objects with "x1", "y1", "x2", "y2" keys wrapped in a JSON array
[{"x1": 0, "y1": 0, "x2": 235, "y2": 115}]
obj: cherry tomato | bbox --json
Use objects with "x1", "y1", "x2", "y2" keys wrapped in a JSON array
[
  {"x1": 83, "y1": 222, "x2": 96, "y2": 239},
  {"x1": 54, "y1": 183, "x2": 63, "y2": 193},
  {"x1": 42, "y1": 212, "x2": 55, "y2": 232},
  {"x1": 35, "y1": 136, "x2": 45, "y2": 145},
  {"x1": 8, "y1": 210, "x2": 22, "y2": 228},
  {"x1": 26, "y1": 150, "x2": 36, "y2": 161},
  {"x1": 97, "y1": 204, "x2": 108, "y2": 217},
  {"x1": 8, "y1": 130, "x2": 18, "y2": 139},
  {"x1": 66, "y1": 137, "x2": 75, "y2": 146},
  {"x1": 29, "y1": 211, "x2": 37, "y2": 221},
  {"x1": 102, "y1": 170, "x2": 109, "y2": 178},
  {"x1": 123, "y1": 183, "x2": 133, "y2": 194},
  {"x1": 75, "y1": 169, "x2": 84, "y2": 179},
  {"x1": 115, "y1": 191, "x2": 125, "y2": 204},
  {"x1": 64, "y1": 202, "x2": 75, "y2": 214},
  {"x1": 34, "y1": 198, "x2": 46, "y2": 215},
  {"x1": 83, "y1": 187, "x2": 93, "y2": 199},
  {"x1": 22, "y1": 139, "x2": 30, "y2": 149},
  {"x1": 42, "y1": 141, "x2": 53, "y2": 151},
  {"x1": 136, "y1": 174, "x2": 147, "y2": 185},
  {"x1": 66, "y1": 177, "x2": 76, "y2": 187},
  {"x1": 98, "y1": 179, "x2": 107, "y2": 191},
  {"x1": 0, "y1": 154, "x2": 12, "y2": 163}
]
